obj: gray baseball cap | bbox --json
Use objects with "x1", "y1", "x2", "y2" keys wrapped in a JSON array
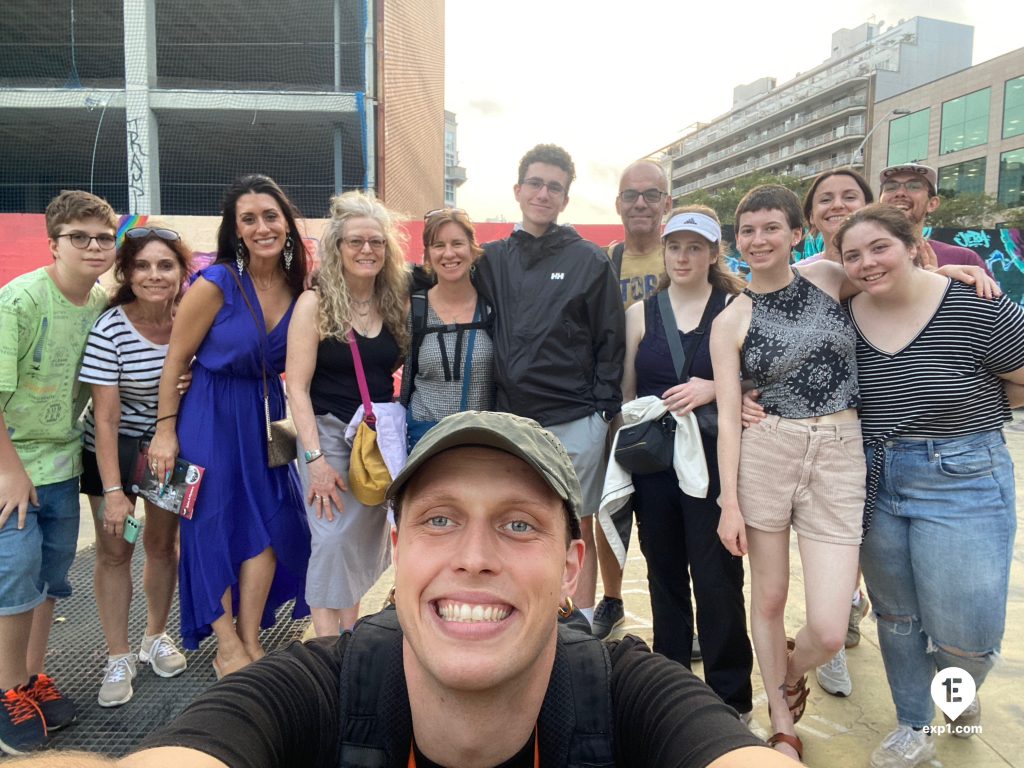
[{"x1": 387, "y1": 411, "x2": 583, "y2": 539}]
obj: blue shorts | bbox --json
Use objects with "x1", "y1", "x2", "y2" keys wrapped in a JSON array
[{"x1": 0, "y1": 477, "x2": 81, "y2": 614}]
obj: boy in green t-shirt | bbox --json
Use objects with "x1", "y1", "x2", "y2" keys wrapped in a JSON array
[{"x1": 0, "y1": 190, "x2": 117, "y2": 754}]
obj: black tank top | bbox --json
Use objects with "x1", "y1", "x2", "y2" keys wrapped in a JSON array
[
  {"x1": 310, "y1": 328, "x2": 400, "y2": 424},
  {"x1": 741, "y1": 269, "x2": 858, "y2": 418}
]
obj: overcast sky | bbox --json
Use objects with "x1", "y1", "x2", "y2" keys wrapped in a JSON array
[{"x1": 444, "y1": 0, "x2": 1020, "y2": 224}]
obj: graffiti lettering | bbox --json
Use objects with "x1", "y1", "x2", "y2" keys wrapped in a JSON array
[
  {"x1": 127, "y1": 118, "x2": 146, "y2": 212},
  {"x1": 954, "y1": 230, "x2": 991, "y2": 249}
]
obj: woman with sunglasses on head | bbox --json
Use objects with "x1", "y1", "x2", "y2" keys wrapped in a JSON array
[
  {"x1": 78, "y1": 226, "x2": 192, "y2": 706},
  {"x1": 834, "y1": 204, "x2": 1024, "y2": 768},
  {"x1": 286, "y1": 191, "x2": 409, "y2": 637},
  {"x1": 148, "y1": 175, "x2": 312, "y2": 677},
  {"x1": 621, "y1": 206, "x2": 754, "y2": 720},
  {"x1": 400, "y1": 208, "x2": 495, "y2": 450}
]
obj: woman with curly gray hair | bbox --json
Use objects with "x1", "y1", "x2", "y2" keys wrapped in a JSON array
[{"x1": 286, "y1": 191, "x2": 410, "y2": 636}]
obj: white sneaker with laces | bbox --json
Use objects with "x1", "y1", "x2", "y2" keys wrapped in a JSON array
[
  {"x1": 945, "y1": 696, "x2": 981, "y2": 738},
  {"x1": 815, "y1": 647, "x2": 853, "y2": 696},
  {"x1": 139, "y1": 633, "x2": 188, "y2": 678},
  {"x1": 870, "y1": 725, "x2": 936, "y2": 768},
  {"x1": 97, "y1": 654, "x2": 138, "y2": 708}
]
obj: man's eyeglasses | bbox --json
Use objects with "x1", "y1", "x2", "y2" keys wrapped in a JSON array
[
  {"x1": 125, "y1": 227, "x2": 181, "y2": 242},
  {"x1": 619, "y1": 188, "x2": 667, "y2": 205},
  {"x1": 881, "y1": 180, "x2": 929, "y2": 194},
  {"x1": 520, "y1": 178, "x2": 567, "y2": 197},
  {"x1": 344, "y1": 237, "x2": 387, "y2": 251},
  {"x1": 55, "y1": 232, "x2": 117, "y2": 250},
  {"x1": 424, "y1": 208, "x2": 467, "y2": 220}
]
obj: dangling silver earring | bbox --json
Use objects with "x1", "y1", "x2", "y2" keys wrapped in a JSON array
[
  {"x1": 283, "y1": 236, "x2": 294, "y2": 271},
  {"x1": 236, "y1": 241, "x2": 246, "y2": 275}
]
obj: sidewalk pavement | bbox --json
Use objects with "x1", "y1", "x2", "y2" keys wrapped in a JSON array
[{"x1": 73, "y1": 427, "x2": 1024, "y2": 766}]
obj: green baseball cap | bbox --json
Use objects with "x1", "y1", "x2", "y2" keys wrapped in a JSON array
[{"x1": 387, "y1": 411, "x2": 583, "y2": 539}]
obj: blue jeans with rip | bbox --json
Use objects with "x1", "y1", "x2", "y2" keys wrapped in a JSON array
[{"x1": 861, "y1": 431, "x2": 1015, "y2": 728}]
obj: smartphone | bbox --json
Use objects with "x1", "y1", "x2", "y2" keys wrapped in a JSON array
[{"x1": 122, "y1": 514, "x2": 141, "y2": 544}]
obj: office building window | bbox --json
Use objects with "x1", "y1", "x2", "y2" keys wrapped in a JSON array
[
  {"x1": 887, "y1": 109, "x2": 929, "y2": 165},
  {"x1": 998, "y1": 149, "x2": 1024, "y2": 207},
  {"x1": 940, "y1": 88, "x2": 990, "y2": 155},
  {"x1": 938, "y1": 158, "x2": 986, "y2": 197},
  {"x1": 1005, "y1": 76, "x2": 1024, "y2": 139}
]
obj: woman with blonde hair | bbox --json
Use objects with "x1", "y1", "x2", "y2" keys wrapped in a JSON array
[
  {"x1": 287, "y1": 191, "x2": 410, "y2": 636},
  {"x1": 621, "y1": 205, "x2": 753, "y2": 718}
]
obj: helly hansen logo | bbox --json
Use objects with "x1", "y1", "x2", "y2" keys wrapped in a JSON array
[{"x1": 551, "y1": 272, "x2": 565, "y2": 280}]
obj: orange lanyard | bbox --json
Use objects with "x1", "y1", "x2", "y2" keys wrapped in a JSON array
[{"x1": 407, "y1": 727, "x2": 539, "y2": 768}]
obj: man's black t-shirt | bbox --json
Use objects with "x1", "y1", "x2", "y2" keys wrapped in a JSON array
[{"x1": 140, "y1": 634, "x2": 763, "y2": 767}]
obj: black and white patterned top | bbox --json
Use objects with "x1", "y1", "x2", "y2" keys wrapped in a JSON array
[
  {"x1": 741, "y1": 269, "x2": 859, "y2": 419},
  {"x1": 79, "y1": 305, "x2": 168, "y2": 450}
]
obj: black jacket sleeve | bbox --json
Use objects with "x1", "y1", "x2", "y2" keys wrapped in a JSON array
[
  {"x1": 136, "y1": 637, "x2": 346, "y2": 768},
  {"x1": 588, "y1": 254, "x2": 625, "y2": 417},
  {"x1": 609, "y1": 636, "x2": 765, "y2": 767}
]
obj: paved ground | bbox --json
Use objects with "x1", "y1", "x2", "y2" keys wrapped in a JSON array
[{"x1": 61, "y1": 425, "x2": 1024, "y2": 766}]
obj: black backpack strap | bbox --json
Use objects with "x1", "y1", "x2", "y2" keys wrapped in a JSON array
[
  {"x1": 401, "y1": 290, "x2": 430, "y2": 406},
  {"x1": 658, "y1": 289, "x2": 724, "y2": 382},
  {"x1": 609, "y1": 242, "x2": 625, "y2": 279},
  {"x1": 539, "y1": 626, "x2": 615, "y2": 768},
  {"x1": 337, "y1": 608, "x2": 410, "y2": 768}
]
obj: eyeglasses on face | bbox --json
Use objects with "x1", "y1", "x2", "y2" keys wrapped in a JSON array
[
  {"x1": 424, "y1": 208, "x2": 468, "y2": 220},
  {"x1": 125, "y1": 227, "x2": 181, "y2": 242},
  {"x1": 619, "y1": 188, "x2": 667, "y2": 205},
  {"x1": 881, "y1": 180, "x2": 929, "y2": 194},
  {"x1": 56, "y1": 232, "x2": 117, "y2": 250},
  {"x1": 344, "y1": 237, "x2": 387, "y2": 251},
  {"x1": 520, "y1": 178, "x2": 567, "y2": 197}
]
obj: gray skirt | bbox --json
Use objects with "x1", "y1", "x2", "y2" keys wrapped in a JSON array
[{"x1": 296, "y1": 412, "x2": 391, "y2": 609}]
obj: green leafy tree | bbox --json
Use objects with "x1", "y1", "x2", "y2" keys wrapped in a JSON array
[
  {"x1": 680, "y1": 172, "x2": 809, "y2": 226},
  {"x1": 928, "y1": 193, "x2": 1004, "y2": 229}
]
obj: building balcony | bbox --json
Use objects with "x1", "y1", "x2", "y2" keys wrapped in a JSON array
[
  {"x1": 446, "y1": 164, "x2": 467, "y2": 185},
  {"x1": 672, "y1": 96, "x2": 867, "y2": 181}
]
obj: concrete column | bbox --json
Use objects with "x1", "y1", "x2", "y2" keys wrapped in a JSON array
[{"x1": 122, "y1": 0, "x2": 160, "y2": 214}]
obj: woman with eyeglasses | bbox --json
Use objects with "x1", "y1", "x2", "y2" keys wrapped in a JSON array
[
  {"x1": 286, "y1": 191, "x2": 409, "y2": 636},
  {"x1": 148, "y1": 175, "x2": 312, "y2": 677},
  {"x1": 78, "y1": 225, "x2": 193, "y2": 706},
  {"x1": 400, "y1": 208, "x2": 495, "y2": 450}
]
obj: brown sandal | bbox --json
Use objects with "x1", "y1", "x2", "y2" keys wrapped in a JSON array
[
  {"x1": 784, "y1": 636, "x2": 809, "y2": 724},
  {"x1": 768, "y1": 732, "x2": 804, "y2": 761}
]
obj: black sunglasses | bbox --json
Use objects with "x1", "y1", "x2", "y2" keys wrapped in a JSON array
[{"x1": 125, "y1": 227, "x2": 181, "y2": 242}]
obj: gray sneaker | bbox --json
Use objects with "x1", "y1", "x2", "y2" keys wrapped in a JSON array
[
  {"x1": 870, "y1": 726, "x2": 935, "y2": 768},
  {"x1": 591, "y1": 597, "x2": 624, "y2": 640},
  {"x1": 846, "y1": 593, "x2": 870, "y2": 648},
  {"x1": 139, "y1": 633, "x2": 187, "y2": 678},
  {"x1": 945, "y1": 696, "x2": 981, "y2": 738},
  {"x1": 816, "y1": 647, "x2": 852, "y2": 696},
  {"x1": 97, "y1": 654, "x2": 137, "y2": 708}
]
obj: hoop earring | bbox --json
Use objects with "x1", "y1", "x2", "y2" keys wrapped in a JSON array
[
  {"x1": 557, "y1": 595, "x2": 575, "y2": 619},
  {"x1": 283, "y1": 236, "x2": 294, "y2": 271},
  {"x1": 235, "y1": 241, "x2": 247, "y2": 275}
]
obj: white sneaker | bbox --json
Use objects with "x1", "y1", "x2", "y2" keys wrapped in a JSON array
[
  {"x1": 97, "y1": 654, "x2": 138, "y2": 708},
  {"x1": 139, "y1": 633, "x2": 187, "y2": 678},
  {"x1": 816, "y1": 647, "x2": 853, "y2": 697},
  {"x1": 870, "y1": 725, "x2": 936, "y2": 768},
  {"x1": 945, "y1": 696, "x2": 981, "y2": 738}
]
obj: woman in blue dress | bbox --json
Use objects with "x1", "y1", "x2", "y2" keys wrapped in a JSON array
[{"x1": 149, "y1": 175, "x2": 311, "y2": 677}]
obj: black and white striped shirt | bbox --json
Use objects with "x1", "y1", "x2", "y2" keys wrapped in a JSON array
[
  {"x1": 79, "y1": 305, "x2": 168, "y2": 450},
  {"x1": 848, "y1": 282, "x2": 1024, "y2": 440}
]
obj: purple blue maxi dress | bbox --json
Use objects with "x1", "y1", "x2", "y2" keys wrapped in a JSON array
[{"x1": 176, "y1": 264, "x2": 310, "y2": 649}]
